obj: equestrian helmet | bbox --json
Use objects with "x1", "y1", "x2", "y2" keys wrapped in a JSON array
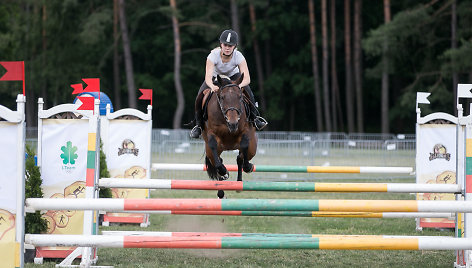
[{"x1": 219, "y1": 29, "x2": 238, "y2": 46}]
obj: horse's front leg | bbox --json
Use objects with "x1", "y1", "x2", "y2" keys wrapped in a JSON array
[
  {"x1": 236, "y1": 153, "x2": 243, "y2": 182},
  {"x1": 239, "y1": 134, "x2": 254, "y2": 177},
  {"x1": 208, "y1": 135, "x2": 228, "y2": 180}
]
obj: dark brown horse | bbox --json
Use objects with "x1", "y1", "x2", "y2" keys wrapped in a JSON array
[{"x1": 202, "y1": 74, "x2": 257, "y2": 198}]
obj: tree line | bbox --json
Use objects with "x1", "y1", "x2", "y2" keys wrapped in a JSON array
[{"x1": 0, "y1": 0, "x2": 470, "y2": 134}]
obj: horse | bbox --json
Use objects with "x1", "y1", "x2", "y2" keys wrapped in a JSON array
[{"x1": 201, "y1": 74, "x2": 257, "y2": 198}]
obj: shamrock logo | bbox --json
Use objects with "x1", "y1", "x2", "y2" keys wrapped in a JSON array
[{"x1": 60, "y1": 141, "x2": 78, "y2": 165}]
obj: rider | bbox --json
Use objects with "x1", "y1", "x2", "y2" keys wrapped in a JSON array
[{"x1": 189, "y1": 29, "x2": 268, "y2": 139}]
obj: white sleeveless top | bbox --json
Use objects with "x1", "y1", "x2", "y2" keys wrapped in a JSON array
[{"x1": 207, "y1": 47, "x2": 245, "y2": 77}]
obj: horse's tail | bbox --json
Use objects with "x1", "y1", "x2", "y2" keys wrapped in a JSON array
[{"x1": 205, "y1": 156, "x2": 219, "y2": 180}]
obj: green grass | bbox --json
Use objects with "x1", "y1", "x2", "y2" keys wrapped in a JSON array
[{"x1": 26, "y1": 182, "x2": 457, "y2": 268}]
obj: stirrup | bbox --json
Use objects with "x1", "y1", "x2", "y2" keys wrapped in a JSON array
[
  {"x1": 189, "y1": 125, "x2": 202, "y2": 138},
  {"x1": 254, "y1": 116, "x2": 268, "y2": 130}
]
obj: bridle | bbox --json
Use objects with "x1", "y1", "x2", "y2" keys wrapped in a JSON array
[{"x1": 216, "y1": 83, "x2": 243, "y2": 124}]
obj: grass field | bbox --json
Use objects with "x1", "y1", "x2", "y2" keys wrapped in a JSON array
[{"x1": 26, "y1": 176, "x2": 458, "y2": 268}]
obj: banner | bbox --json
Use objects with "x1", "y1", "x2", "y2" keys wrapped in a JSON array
[
  {"x1": 417, "y1": 124, "x2": 456, "y2": 228},
  {"x1": 103, "y1": 120, "x2": 150, "y2": 225},
  {"x1": 39, "y1": 119, "x2": 88, "y2": 256},
  {"x1": 0, "y1": 122, "x2": 19, "y2": 267},
  {"x1": 0, "y1": 122, "x2": 19, "y2": 213}
]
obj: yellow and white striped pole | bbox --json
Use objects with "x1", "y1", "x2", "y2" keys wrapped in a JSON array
[
  {"x1": 24, "y1": 198, "x2": 472, "y2": 213},
  {"x1": 456, "y1": 88, "x2": 466, "y2": 267},
  {"x1": 80, "y1": 99, "x2": 100, "y2": 266},
  {"x1": 25, "y1": 233, "x2": 472, "y2": 251}
]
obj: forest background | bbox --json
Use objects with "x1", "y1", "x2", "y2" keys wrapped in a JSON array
[{"x1": 1, "y1": 0, "x2": 471, "y2": 134}]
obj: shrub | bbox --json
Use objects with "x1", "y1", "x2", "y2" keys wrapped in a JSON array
[
  {"x1": 99, "y1": 141, "x2": 112, "y2": 198},
  {"x1": 24, "y1": 145, "x2": 47, "y2": 234}
]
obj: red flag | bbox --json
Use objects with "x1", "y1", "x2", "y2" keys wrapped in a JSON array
[
  {"x1": 0, "y1": 61, "x2": 23, "y2": 81},
  {"x1": 70, "y1": 83, "x2": 84, "y2": 95},
  {"x1": 139, "y1": 88, "x2": 153, "y2": 106},
  {"x1": 77, "y1": 96, "x2": 95, "y2": 111},
  {"x1": 82, "y1": 78, "x2": 100, "y2": 92},
  {"x1": 0, "y1": 61, "x2": 25, "y2": 96},
  {"x1": 71, "y1": 78, "x2": 100, "y2": 95}
]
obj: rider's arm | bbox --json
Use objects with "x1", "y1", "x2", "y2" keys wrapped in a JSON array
[
  {"x1": 205, "y1": 59, "x2": 219, "y2": 92},
  {"x1": 238, "y1": 59, "x2": 251, "y2": 88}
]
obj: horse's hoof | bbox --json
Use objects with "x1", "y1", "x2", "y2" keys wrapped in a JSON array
[
  {"x1": 217, "y1": 190, "x2": 225, "y2": 199},
  {"x1": 219, "y1": 173, "x2": 229, "y2": 181},
  {"x1": 243, "y1": 164, "x2": 254, "y2": 173}
]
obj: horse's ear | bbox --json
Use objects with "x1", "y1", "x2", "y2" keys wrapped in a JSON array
[
  {"x1": 216, "y1": 75, "x2": 223, "y2": 86},
  {"x1": 235, "y1": 73, "x2": 244, "y2": 85}
]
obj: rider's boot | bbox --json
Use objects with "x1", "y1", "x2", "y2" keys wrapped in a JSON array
[
  {"x1": 249, "y1": 103, "x2": 268, "y2": 130},
  {"x1": 190, "y1": 122, "x2": 202, "y2": 138},
  {"x1": 190, "y1": 92, "x2": 204, "y2": 138},
  {"x1": 190, "y1": 112, "x2": 203, "y2": 138},
  {"x1": 242, "y1": 84, "x2": 268, "y2": 130},
  {"x1": 254, "y1": 115, "x2": 268, "y2": 130}
]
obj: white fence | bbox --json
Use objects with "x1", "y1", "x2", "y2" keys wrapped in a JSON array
[{"x1": 150, "y1": 129, "x2": 415, "y2": 181}]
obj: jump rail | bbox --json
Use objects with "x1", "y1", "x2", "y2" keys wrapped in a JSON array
[
  {"x1": 99, "y1": 231, "x2": 457, "y2": 238},
  {"x1": 151, "y1": 163, "x2": 414, "y2": 174},
  {"x1": 25, "y1": 198, "x2": 472, "y2": 213},
  {"x1": 98, "y1": 178, "x2": 459, "y2": 193},
  {"x1": 105, "y1": 210, "x2": 454, "y2": 218},
  {"x1": 25, "y1": 234, "x2": 469, "y2": 250}
]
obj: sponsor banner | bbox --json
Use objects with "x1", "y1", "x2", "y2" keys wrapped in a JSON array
[
  {"x1": 0, "y1": 122, "x2": 19, "y2": 213},
  {"x1": 0, "y1": 241, "x2": 18, "y2": 268},
  {"x1": 39, "y1": 119, "x2": 88, "y2": 255},
  {"x1": 0, "y1": 209, "x2": 16, "y2": 242},
  {"x1": 0, "y1": 122, "x2": 19, "y2": 267},
  {"x1": 417, "y1": 124, "x2": 456, "y2": 228},
  {"x1": 106, "y1": 120, "x2": 150, "y2": 172},
  {"x1": 104, "y1": 120, "x2": 150, "y2": 225}
]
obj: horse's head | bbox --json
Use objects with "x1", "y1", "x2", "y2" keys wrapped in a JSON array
[{"x1": 215, "y1": 74, "x2": 244, "y2": 133}]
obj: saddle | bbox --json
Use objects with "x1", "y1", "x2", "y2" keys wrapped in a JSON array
[
  {"x1": 201, "y1": 88, "x2": 251, "y2": 122},
  {"x1": 201, "y1": 88, "x2": 212, "y2": 121}
]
